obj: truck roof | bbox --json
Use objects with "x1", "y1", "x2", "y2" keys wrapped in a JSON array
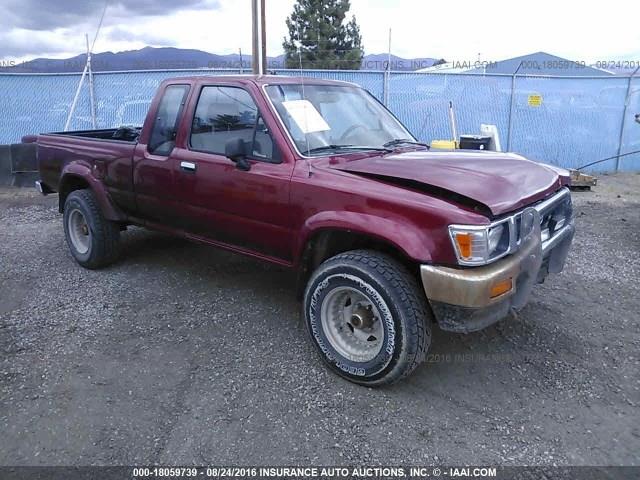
[{"x1": 161, "y1": 74, "x2": 357, "y2": 88}]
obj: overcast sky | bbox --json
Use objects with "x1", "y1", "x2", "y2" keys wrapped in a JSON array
[{"x1": 1, "y1": 0, "x2": 638, "y2": 63}]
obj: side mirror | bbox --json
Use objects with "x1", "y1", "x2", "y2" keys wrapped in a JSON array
[{"x1": 225, "y1": 138, "x2": 251, "y2": 171}]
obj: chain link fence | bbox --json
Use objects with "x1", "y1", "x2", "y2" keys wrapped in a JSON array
[{"x1": 1, "y1": 69, "x2": 638, "y2": 172}]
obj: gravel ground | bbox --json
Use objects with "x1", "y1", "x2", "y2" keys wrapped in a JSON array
[{"x1": 1, "y1": 174, "x2": 639, "y2": 466}]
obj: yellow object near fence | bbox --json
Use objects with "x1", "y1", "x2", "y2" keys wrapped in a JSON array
[
  {"x1": 430, "y1": 140, "x2": 457, "y2": 149},
  {"x1": 528, "y1": 94, "x2": 543, "y2": 107}
]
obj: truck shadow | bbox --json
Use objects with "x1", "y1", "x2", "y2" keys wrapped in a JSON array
[{"x1": 118, "y1": 226, "x2": 292, "y2": 277}]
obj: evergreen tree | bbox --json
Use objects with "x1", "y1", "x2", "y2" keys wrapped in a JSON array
[{"x1": 283, "y1": 0, "x2": 364, "y2": 70}]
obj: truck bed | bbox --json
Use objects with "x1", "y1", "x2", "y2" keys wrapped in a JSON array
[
  {"x1": 36, "y1": 128, "x2": 139, "y2": 209},
  {"x1": 43, "y1": 127, "x2": 141, "y2": 143}
]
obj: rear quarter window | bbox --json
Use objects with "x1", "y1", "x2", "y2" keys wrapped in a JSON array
[{"x1": 148, "y1": 85, "x2": 190, "y2": 156}]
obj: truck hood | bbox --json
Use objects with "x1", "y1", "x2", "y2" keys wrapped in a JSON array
[{"x1": 328, "y1": 150, "x2": 566, "y2": 217}]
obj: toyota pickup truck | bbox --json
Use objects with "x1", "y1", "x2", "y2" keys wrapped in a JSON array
[{"x1": 29, "y1": 75, "x2": 575, "y2": 385}]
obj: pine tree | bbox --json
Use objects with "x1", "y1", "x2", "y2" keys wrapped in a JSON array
[{"x1": 283, "y1": 0, "x2": 364, "y2": 70}]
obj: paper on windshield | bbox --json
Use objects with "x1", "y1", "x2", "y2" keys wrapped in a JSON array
[{"x1": 282, "y1": 100, "x2": 330, "y2": 134}]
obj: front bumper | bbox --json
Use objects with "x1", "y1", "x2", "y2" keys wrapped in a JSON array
[{"x1": 420, "y1": 213, "x2": 575, "y2": 334}]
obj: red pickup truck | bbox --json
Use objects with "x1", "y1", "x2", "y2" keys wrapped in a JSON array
[{"x1": 30, "y1": 75, "x2": 575, "y2": 385}]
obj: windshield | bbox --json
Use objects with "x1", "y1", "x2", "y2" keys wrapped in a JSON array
[{"x1": 265, "y1": 84, "x2": 415, "y2": 156}]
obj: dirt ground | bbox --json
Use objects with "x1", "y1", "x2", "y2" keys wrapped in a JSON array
[{"x1": 0, "y1": 174, "x2": 639, "y2": 466}]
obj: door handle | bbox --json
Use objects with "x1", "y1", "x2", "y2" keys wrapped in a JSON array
[{"x1": 180, "y1": 161, "x2": 196, "y2": 172}]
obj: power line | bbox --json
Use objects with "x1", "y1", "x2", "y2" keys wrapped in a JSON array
[{"x1": 577, "y1": 149, "x2": 640, "y2": 171}]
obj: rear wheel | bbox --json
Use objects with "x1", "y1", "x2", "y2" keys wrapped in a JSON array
[
  {"x1": 303, "y1": 249, "x2": 432, "y2": 386},
  {"x1": 63, "y1": 189, "x2": 120, "y2": 269}
]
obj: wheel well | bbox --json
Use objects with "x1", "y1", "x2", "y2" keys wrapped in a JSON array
[
  {"x1": 296, "y1": 229, "x2": 419, "y2": 297},
  {"x1": 58, "y1": 175, "x2": 90, "y2": 213}
]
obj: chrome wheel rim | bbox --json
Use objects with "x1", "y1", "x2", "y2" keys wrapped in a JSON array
[
  {"x1": 320, "y1": 286, "x2": 384, "y2": 363},
  {"x1": 68, "y1": 209, "x2": 91, "y2": 255}
]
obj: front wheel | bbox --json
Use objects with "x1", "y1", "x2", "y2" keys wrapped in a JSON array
[{"x1": 303, "y1": 250, "x2": 432, "y2": 386}]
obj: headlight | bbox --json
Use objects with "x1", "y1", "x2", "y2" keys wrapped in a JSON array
[
  {"x1": 487, "y1": 224, "x2": 504, "y2": 253},
  {"x1": 449, "y1": 221, "x2": 510, "y2": 265}
]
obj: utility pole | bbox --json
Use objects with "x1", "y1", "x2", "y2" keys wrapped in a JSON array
[
  {"x1": 251, "y1": 0, "x2": 267, "y2": 74},
  {"x1": 383, "y1": 28, "x2": 391, "y2": 106}
]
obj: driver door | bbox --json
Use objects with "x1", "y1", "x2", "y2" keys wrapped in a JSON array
[{"x1": 172, "y1": 85, "x2": 295, "y2": 262}]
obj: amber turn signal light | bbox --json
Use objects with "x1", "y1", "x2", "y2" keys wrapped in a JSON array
[
  {"x1": 454, "y1": 232, "x2": 473, "y2": 259},
  {"x1": 490, "y1": 278, "x2": 513, "y2": 298}
]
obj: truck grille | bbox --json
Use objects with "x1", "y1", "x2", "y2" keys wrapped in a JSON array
[
  {"x1": 504, "y1": 187, "x2": 573, "y2": 254},
  {"x1": 534, "y1": 189, "x2": 573, "y2": 247}
]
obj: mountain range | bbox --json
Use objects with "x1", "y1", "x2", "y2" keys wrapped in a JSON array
[{"x1": 2, "y1": 47, "x2": 440, "y2": 73}]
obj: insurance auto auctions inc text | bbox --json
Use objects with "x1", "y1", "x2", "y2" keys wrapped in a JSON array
[{"x1": 251, "y1": 466, "x2": 497, "y2": 478}]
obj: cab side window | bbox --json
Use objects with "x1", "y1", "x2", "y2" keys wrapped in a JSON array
[
  {"x1": 148, "y1": 84, "x2": 189, "y2": 156},
  {"x1": 190, "y1": 86, "x2": 275, "y2": 161}
]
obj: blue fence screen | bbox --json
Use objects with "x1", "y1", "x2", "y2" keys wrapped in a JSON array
[{"x1": 0, "y1": 69, "x2": 638, "y2": 172}]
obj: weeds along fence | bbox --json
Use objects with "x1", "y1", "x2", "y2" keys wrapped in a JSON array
[{"x1": 0, "y1": 68, "x2": 638, "y2": 172}]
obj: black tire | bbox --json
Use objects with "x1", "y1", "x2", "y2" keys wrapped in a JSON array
[
  {"x1": 63, "y1": 189, "x2": 120, "y2": 269},
  {"x1": 303, "y1": 249, "x2": 432, "y2": 386}
]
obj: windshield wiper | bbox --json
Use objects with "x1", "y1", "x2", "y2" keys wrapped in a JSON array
[
  {"x1": 306, "y1": 145, "x2": 392, "y2": 155},
  {"x1": 383, "y1": 138, "x2": 430, "y2": 149}
]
